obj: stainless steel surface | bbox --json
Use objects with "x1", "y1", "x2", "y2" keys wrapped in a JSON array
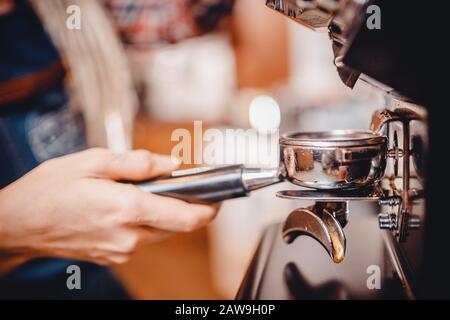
[
  {"x1": 265, "y1": 0, "x2": 368, "y2": 44},
  {"x1": 276, "y1": 187, "x2": 386, "y2": 201},
  {"x1": 134, "y1": 165, "x2": 248, "y2": 203},
  {"x1": 373, "y1": 106, "x2": 425, "y2": 243},
  {"x1": 241, "y1": 168, "x2": 282, "y2": 191},
  {"x1": 370, "y1": 108, "x2": 421, "y2": 134},
  {"x1": 282, "y1": 206, "x2": 346, "y2": 264},
  {"x1": 133, "y1": 165, "x2": 281, "y2": 204},
  {"x1": 397, "y1": 119, "x2": 410, "y2": 242},
  {"x1": 265, "y1": 0, "x2": 336, "y2": 31},
  {"x1": 266, "y1": 0, "x2": 368, "y2": 89},
  {"x1": 370, "y1": 109, "x2": 402, "y2": 133},
  {"x1": 322, "y1": 208, "x2": 346, "y2": 263},
  {"x1": 279, "y1": 130, "x2": 387, "y2": 190},
  {"x1": 280, "y1": 130, "x2": 387, "y2": 147}
]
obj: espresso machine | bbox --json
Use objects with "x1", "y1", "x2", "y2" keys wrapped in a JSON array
[
  {"x1": 130, "y1": 0, "x2": 446, "y2": 299},
  {"x1": 234, "y1": 0, "x2": 448, "y2": 300}
]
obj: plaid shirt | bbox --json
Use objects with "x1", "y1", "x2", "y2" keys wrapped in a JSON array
[{"x1": 103, "y1": 0, "x2": 234, "y2": 47}]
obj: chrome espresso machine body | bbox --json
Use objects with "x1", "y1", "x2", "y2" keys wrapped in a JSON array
[{"x1": 236, "y1": 0, "x2": 446, "y2": 299}]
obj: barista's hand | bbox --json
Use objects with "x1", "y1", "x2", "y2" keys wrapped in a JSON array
[{"x1": 0, "y1": 148, "x2": 218, "y2": 269}]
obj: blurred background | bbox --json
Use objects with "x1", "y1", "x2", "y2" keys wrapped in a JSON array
[{"x1": 103, "y1": 0, "x2": 384, "y2": 299}]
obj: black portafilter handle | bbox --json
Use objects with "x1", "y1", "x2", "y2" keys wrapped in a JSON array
[{"x1": 128, "y1": 165, "x2": 281, "y2": 204}]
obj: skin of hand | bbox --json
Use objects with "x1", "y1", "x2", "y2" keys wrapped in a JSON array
[{"x1": 0, "y1": 148, "x2": 219, "y2": 273}]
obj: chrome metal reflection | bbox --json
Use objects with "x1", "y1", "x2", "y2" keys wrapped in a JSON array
[
  {"x1": 279, "y1": 130, "x2": 387, "y2": 190},
  {"x1": 282, "y1": 204, "x2": 347, "y2": 263}
]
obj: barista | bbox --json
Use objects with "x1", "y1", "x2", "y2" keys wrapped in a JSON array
[{"x1": 0, "y1": 0, "x2": 232, "y2": 299}]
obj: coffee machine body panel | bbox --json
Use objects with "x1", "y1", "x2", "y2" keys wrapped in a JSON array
[
  {"x1": 236, "y1": 0, "x2": 445, "y2": 300},
  {"x1": 237, "y1": 211, "x2": 407, "y2": 300}
]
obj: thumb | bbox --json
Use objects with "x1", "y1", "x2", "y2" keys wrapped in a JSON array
[{"x1": 85, "y1": 149, "x2": 180, "y2": 181}]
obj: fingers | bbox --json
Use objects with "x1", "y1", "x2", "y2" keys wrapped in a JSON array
[
  {"x1": 137, "y1": 226, "x2": 173, "y2": 244},
  {"x1": 79, "y1": 148, "x2": 180, "y2": 181},
  {"x1": 112, "y1": 184, "x2": 218, "y2": 232},
  {"x1": 134, "y1": 192, "x2": 218, "y2": 232},
  {"x1": 89, "y1": 228, "x2": 173, "y2": 265},
  {"x1": 45, "y1": 227, "x2": 173, "y2": 266}
]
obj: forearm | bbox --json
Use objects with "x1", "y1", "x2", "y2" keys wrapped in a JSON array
[
  {"x1": 0, "y1": 184, "x2": 31, "y2": 254},
  {"x1": 0, "y1": 188, "x2": 32, "y2": 275}
]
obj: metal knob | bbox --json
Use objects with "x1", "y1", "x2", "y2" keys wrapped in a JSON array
[{"x1": 378, "y1": 213, "x2": 398, "y2": 230}]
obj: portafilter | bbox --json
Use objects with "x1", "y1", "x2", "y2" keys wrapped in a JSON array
[{"x1": 128, "y1": 130, "x2": 387, "y2": 204}]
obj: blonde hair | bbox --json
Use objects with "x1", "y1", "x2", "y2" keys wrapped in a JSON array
[{"x1": 31, "y1": 0, "x2": 137, "y2": 152}]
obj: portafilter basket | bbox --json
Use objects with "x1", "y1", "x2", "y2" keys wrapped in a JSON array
[
  {"x1": 130, "y1": 130, "x2": 388, "y2": 203},
  {"x1": 280, "y1": 130, "x2": 388, "y2": 190}
]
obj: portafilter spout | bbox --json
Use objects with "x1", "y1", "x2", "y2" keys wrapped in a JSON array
[{"x1": 282, "y1": 203, "x2": 347, "y2": 264}]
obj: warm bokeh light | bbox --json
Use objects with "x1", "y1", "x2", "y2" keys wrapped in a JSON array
[{"x1": 248, "y1": 95, "x2": 281, "y2": 132}]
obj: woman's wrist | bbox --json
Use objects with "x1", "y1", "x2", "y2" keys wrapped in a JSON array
[
  {"x1": 0, "y1": 186, "x2": 32, "y2": 254},
  {"x1": 0, "y1": 187, "x2": 36, "y2": 274}
]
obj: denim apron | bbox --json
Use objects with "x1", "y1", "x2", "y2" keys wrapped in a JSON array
[{"x1": 0, "y1": 1, "x2": 128, "y2": 299}]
